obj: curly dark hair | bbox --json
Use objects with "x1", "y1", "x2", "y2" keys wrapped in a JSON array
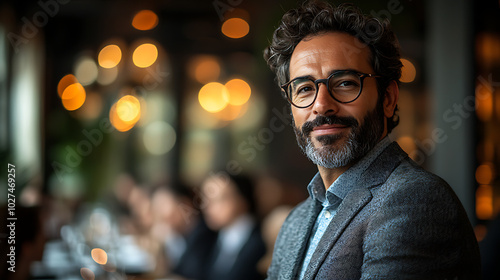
[{"x1": 264, "y1": 0, "x2": 402, "y2": 133}]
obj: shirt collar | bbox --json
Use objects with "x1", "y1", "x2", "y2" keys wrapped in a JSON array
[{"x1": 307, "y1": 136, "x2": 392, "y2": 206}]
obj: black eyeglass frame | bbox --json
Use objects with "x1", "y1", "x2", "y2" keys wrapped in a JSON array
[{"x1": 280, "y1": 70, "x2": 381, "y2": 108}]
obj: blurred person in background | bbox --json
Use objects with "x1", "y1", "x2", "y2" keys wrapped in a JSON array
[
  {"x1": 263, "y1": 0, "x2": 481, "y2": 279},
  {"x1": 150, "y1": 183, "x2": 217, "y2": 279},
  {"x1": 111, "y1": 173, "x2": 152, "y2": 236},
  {"x1": 200, "y1": 172, "x2": 266, "y2": 280}
]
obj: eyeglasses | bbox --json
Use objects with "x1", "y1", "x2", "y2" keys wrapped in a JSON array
[{"x1": 281, "y1": 70, "x2": 380, "y2": 108}]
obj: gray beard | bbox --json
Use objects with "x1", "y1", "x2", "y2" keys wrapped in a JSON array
[{"x1": 302, "y1": 131, "x2": 359, "y2": 168}]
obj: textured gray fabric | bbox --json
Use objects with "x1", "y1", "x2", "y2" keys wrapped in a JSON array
[{"x1": 267, "y1": 142, "x2": 481, "y2": 280}]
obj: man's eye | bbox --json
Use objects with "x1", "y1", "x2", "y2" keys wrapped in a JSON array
[
  {"x1": 337, "y1": 80, "x2": 358, "y2": 87},
  {"x1": 297, "y1": 86, "x2": 315, "y2": 94}
]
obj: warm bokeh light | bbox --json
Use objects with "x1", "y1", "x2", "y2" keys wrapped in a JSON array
[
  {"x1": 476, "y1": 84, "x2": 493, "y2": 121},
  {"x1": 132, "y1": 10, "x2": 158, "y2": 31},
  {"x1": 61, "y1": 83, "x2": 86, "y2": 111},
  {"x1": 109, "y1": 95, "x2": 141, "y2": 132},
  {"x1": 198, "y1": 82, "x2": 229, "y2": 113},
  {"x1": 476, "y1": 163, "x2": 496, "y2": 185},
  {"x1": 190, "y1": 56, "x2": 221, "y2": 84},
  {"x1": 75, "y1": 57, "x2": 98, "y2": 86},
  {"x1": 400, "y1": 58, "x2": 416, "y2": 83},
  {"x1": 143, "y1": 121, "x2": 176, "y2": 155},
  {"x1": 221, "y1": 18, "x2": 249, "y2": 39},
  {"x1": 116, "y1": 95, "x2": 141, "y2": 122},
  {"x1": 97, "y1": 66, "x2": 118, "y2": 86},
  {"x1": 225, "y1": 78, "x2": 251, "y2": 106},
  {"x1": 476, "y1": 184, "x2": 493, "y2": 220},
  {"x1": 57, "y1": 74, "x2": 78, "y2": 97},
  {"x1": 80, "y1": 267, "x2": 95, "y2": 280},
  {"x1": 132, "y1": 43, "x2": 158, "y2": 68},
  {"x1": 91, "y1": 248, "x2": 108, "y2": 265},
  {"x1": 98, "y1": 45, "x2": 122, "y2": 68},
  {"x1": 110, "y1": 103, "x2": 131, "y2": 132},
  {"x1": 476, "y1": 33, "x2": 500, "y2": 68}
]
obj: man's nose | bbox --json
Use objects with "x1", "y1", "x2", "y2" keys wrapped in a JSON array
[{"x1": 311, "y1": 83, "x2": 339, "y2": 116}]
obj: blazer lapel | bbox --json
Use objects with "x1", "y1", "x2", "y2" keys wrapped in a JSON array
[
  {"x1": 280, "y1": 198, "x2": 322, "y2": 279},
  {"x1": 302, "y1": 187, "x2": 373, "y2": 279}
]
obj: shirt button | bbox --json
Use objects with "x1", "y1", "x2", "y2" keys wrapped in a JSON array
[{"x1": 325, "y1": 211, "x2": 331, "y2": 218}]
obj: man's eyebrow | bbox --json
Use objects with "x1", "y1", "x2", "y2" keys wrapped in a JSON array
[
  {"x1": 290, "y1": 68, "x2": 363, "y2": 81},
  {"x1": 326, "y1": 68, "x2": 361, "y2": 76},
  {"x1": 290, "y1": 74, "x2": 315, "y2": 81}
]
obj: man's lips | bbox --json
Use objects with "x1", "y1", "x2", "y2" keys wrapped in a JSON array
[
  {"x1": 311, "y1": 124, "x2": 349, "y2": 136},
  {"x1": 300, "y1": 115, "x2": 358, "y2": 137}
]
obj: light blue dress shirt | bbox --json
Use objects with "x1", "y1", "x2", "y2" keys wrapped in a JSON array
[{"x1": 298, "y1": 136, "x2": 392, "y2": 279}]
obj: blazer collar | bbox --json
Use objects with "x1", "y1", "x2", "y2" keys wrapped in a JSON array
[{"x1": 359, "y1": 141, "x2": 409, "y2": 188}]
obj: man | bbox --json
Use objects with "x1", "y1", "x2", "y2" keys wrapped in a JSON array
[{"x1": 263, "y1": 1, "x2": 481, "y2": 279}]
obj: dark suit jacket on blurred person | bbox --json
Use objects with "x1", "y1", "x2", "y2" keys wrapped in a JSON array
[
  {"x1": 171, "y1": 218, "x2": 218, "y2": 280},
  {"x1": 204, "y1": 215, "x2": 266, "y2": 280},
  {"x1": 267, "y1": 142, "x2": 481, "y2": 279}
]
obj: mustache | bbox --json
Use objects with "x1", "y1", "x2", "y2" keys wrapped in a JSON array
[{"x1": 301, "y1": 115, "x2": 358, "y2": 136}]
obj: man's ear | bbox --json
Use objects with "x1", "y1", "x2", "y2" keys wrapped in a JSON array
[{"x1": 383, "y1": 80, "x2": 399, "y2": 118}]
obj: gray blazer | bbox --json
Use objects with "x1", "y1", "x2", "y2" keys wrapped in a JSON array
[{"x1": 267, "y1": 142, "x2": 481, "y2": 279}]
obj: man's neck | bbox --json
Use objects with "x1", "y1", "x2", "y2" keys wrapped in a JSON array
[{"x1": 317, "y1": 164, "x2": 351, "y2": 190}]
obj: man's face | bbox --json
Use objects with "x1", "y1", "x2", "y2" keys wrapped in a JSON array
[{"x1": 288, "y1": 32, "x2": 387, "y2": 169}]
